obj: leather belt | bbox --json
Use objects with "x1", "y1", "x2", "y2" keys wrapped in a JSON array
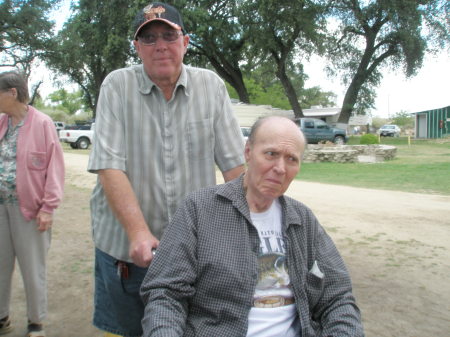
[{"x1": 253, "y1": 296, "x2": 295, "y2": 308}]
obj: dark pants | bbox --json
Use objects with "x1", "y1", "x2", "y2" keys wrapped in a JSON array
[{"x1": 93, "y1": 248, "x2": 148, "y2": 337}]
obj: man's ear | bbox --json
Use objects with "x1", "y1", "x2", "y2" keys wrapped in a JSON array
[
  {"x1": 183, "y1": 34, "x2": 190, "y2": 53},
  {"x1": 244, "y1": 142, "x2": 251, "y2": 162},
  {"x1": 133, "y1": 40, "x2": 141, "y2": 55}
]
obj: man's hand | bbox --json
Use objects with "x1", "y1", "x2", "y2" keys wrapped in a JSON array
[
  {"x1": 36, "y1": 211, "x2": 53, "y2": 232},
  {"x1": 128, "y1": 230, "x2": 159, "y2": 267}
]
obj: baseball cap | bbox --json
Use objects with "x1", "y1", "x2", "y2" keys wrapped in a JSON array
[{"x1": 133, "y1": 2, "x2": 185, "y2": 39}]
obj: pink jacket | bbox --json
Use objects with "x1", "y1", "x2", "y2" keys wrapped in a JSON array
[{"x1": 0, "y1": 106, "x2": 65, "y2": 220}]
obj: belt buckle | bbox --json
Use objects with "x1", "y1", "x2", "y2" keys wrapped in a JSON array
[{"x1": 253, "y1": 296, "x2": 295, "y2": 308}]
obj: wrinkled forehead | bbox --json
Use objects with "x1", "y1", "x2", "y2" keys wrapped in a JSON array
[{"x1": 251, "y1": 134, "x2": 302, "y2": 158}]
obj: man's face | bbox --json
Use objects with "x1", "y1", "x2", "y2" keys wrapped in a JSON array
[
  {"x1": 133, "y1": 21, "x2": 189, "y2": 84},
  {"x1": 245, "y1": 119, "x2": 303, "y2": 201}
]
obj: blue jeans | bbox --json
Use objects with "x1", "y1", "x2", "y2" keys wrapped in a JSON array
[{"x1": 93, "y1": 248, "x2": 148, "y2": 337}]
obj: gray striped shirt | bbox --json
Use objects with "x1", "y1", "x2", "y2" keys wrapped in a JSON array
[{"x1": 88, "y1": 64, "x2": 245, "y2": 261}]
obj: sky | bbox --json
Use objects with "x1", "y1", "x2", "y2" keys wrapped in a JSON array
[
  {"x1": 35, "y1": 0, "x2": 450, "y2": 119},
  {"x1": 304, "y1": 51, "x2": 450, "y2": 118}
]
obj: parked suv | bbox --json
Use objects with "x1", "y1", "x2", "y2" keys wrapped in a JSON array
[
  {"x1": 378, "y1": 124, "x2": 401, "y2": 137},
  {"x1": 294, "y1": 118, "x2": 347, "y2": 144}
]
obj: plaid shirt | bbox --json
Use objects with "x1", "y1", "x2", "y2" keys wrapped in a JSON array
[{"x1": 141, "y1": 176, "x2": 364, "y2": 336}]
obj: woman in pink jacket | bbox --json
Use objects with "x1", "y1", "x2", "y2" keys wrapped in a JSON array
[{"x1": 0, "y1": 71, "x2": 64, "y2": 337}]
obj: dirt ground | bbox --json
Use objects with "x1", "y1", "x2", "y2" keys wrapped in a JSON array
[{"x1": 8, "y1": 152, "x2": 450, "y2": 337}]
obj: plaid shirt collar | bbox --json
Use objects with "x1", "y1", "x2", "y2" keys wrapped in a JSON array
[{"x1": 216, "y1": 174, "x2": 303, "y2": 229}]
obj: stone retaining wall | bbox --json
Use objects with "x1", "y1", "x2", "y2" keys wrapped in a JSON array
[{"x1": 303, "y1": 144, "x2": 397, "y2": 163}]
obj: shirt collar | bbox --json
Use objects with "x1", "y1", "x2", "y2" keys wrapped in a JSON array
[
  {"x1": 136, "y1": 64, "x2": 188, "y2": 97},
  {"x1": 216, "y1": 175, "x2": 302, "y2": 228}
]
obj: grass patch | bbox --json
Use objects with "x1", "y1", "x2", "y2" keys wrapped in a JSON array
[
  {"x1": 60, "y1": 136, "x2": 450, "y2": 195},
  {"x1": 298, "y1": 137, "x2": 450, "y2": 195}
]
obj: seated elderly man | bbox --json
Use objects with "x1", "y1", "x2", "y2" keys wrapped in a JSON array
[{"x1": 141, "y1": 116, "x2": 364, "y2": 336}]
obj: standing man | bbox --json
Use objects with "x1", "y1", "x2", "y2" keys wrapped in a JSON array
[
  {"x1": 88, "y1": 2, "x2": 245, "y2": 337},
  {"x1": 141, "y1": 116, "x2": 364, "y2": 336}
]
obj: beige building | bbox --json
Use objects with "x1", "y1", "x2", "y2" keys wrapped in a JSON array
[{"x1": 232, "y1": 103, "x2": 345, "y2": 127}]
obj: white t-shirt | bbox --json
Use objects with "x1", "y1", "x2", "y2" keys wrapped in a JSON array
[{"x1": 247, "y1": 200, "x2": 301, "y2": 337}]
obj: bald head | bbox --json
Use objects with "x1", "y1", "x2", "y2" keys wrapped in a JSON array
[{"x1": 247, "y1": 116, "x2": 306, "y2": 157}]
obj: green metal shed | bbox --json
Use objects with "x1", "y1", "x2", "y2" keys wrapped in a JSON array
[{"x1": 415, "y1": 105, "x2": 450, "y2": 139}]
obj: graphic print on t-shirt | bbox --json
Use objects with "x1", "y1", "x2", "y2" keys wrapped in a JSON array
[{"x1": 251, "y1": 200, "x2": 295, "y2": 308}]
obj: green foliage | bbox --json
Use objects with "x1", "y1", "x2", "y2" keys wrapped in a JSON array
[
  {"x1": 239, "y1": 0, "x2": 327, "y2": 117},
  {"x1": 300, "y1": 86, "x2": 337, "y2": 108},
  {"x1": 179, "y1": 0, "x2": 251, "y2": 103},
  {"x1": 42, "y1": 0, "x2": 134, "y2": 113},
  {"x1": 328, "y1": 0, "x2": 449, "y2": 123},
  {"x1": 371, "y1": 116, "x2": 389, "y2": 130},
  {"x1": 34, "y1": 89, "x2": 94, "y2": 122},
  {"x1": 0, "y1": 0, "x2": 58, "y2": 74},
  {"x1": 389, "y1": 111, "x2": 414, "y2": 129},
  {"x1": 48, "y1": 89, "x2": 85, "y2": 115},
  {"x1": 181, "y1": 0, "x2": 329, "y2": 114},
  {"x1": 39, "y1": 106, "x2": 70, "y2": 123},
  {"x1": 226, "y1": 78, "x2": 337, "y2": 111},
  {"x1": 246, "y1": 78, "x2": 290, "y2": 109},
  {"x1": 246, "y1": 61, "x2": 306, "y2": 99},
  {"x1": 47, "y1": 110, "x2": 69, "y2": 123},
  {"x1": 226, "y1": 79, "x2": 290, "y2": 109},
  {"x1": 32, "y1": 96, "x2": 46, "y2": 110},
  {"x1": 360, "y1": 133, "x2": 379, "y2": 145},
  {"x1": 69, "y1": 111, "x2": 93, "y2": 124},
  {"x1": 5, "y1": 0, "x2": 446, "y2": 124}
]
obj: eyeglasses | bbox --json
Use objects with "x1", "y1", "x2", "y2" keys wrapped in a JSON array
[{"x1": 137, "y1": 31, "x2": 183, "y2": 45}]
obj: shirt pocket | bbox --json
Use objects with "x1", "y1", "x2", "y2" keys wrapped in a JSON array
[
  {"x1": 187, "y1": 120, "x2": 213, "y2": 160},
  {"x1": 305, "y1": 270, "x2": 325, "y2": 310},
  {"x1": 27, "y1": 151, "x2": 47, "y2": 170}
]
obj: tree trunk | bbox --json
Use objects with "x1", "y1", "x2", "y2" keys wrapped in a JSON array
[
  {"x1": 275, "y1": 63, "x2": 303, "y2": 118},
  {"x1": 209, "y1": 57, "x2": 250, "y2": 103},
  {"x1": 29, "y1": 80, "x2": 43, "y2": 106},
  {"x1": 338, "y1": 75, "x2": 364, "y2": 123},
  {"x1": 338, "y1": 38, "x2": 377, "y2": 124},
  {"x1": 232, "y1": 78, "x2": 250, "y2": 103}
]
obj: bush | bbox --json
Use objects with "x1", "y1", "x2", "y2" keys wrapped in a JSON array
[
  {"x1": 360, "y1": 133, "x2": 379, "y2": 144},
  {"x1": 39, "y1": 107, "x2": 70, "y2": 123}
]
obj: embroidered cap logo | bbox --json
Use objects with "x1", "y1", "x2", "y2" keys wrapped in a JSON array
[{"x1": 144, "y1": 5, "x2": 166, "y2": 20}]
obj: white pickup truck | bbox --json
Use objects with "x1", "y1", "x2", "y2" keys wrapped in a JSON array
[{"x1": 59, "y1": 123, "x2": 95, "y2": 149}]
